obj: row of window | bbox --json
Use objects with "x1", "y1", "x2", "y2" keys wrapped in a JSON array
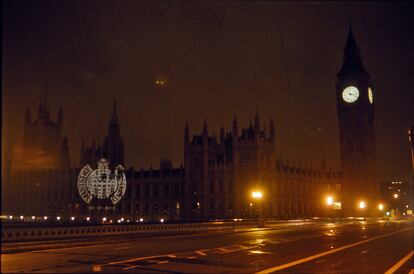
[{"x1": 117, "y1": 202, "x2": 181, "y2": 216}]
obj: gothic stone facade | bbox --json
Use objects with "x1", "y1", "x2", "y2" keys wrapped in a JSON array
[{"x1": 5, "y1": 102, "x2": 340, "y2": 221}]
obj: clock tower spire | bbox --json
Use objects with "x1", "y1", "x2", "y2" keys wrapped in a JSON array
[{"x1": 336, "y1": 25, "x2": 379, "y2": 217}]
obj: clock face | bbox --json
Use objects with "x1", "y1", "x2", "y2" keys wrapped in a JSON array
[
  {"x1": 368, "y1": 87, "x2": 373, "y2": 104},
  {"x1": 342, "y1": 86, "x2": 359, "y2": 103}
]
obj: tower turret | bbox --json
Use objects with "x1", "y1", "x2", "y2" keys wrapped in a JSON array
[
  {"x1": 25, "y1": 107, "x2": 31, "y2": 124},
  {"x1": 254, "y1": 110, "x2": 260, "y2": 134},
  {"x1": 232, "y1": 114, "x2": 238, "y2": 141},
  {"x1": 59, "y1": 136, "x2": 71, "y2": 170},
  {"x1": 57, "y1": 107, "x2": 63, "y2": 127},
  {"x1": 269, "y1": 118, "x2": 275, "y2": 144},
  {"x1": 103, "y1": 99, "x2": 125, "y2": 167},
  {"x1": 184, "y1": 122, "x2": 190, "y2": 145},
  {"x1": 220, "y1": 124, "x2": 225, "y2": 144},
  {"x1": 202, "y1": 119, "x2": 208, "y2": 138},
  {"x1": 336, "y1": 24, "x2": 378, "y2": 216}
]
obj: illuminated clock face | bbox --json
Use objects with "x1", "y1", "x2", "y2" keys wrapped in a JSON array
[
  {"x1": 368, "y1": 87, "x2": 373, "y2": 104},
  {"x1": 342, "y1": 86, "x2": 359, "y2": 103}
]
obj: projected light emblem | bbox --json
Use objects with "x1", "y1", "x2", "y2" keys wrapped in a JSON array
[{"x1": 77, "y1": 159, "x2": 126, "y2": 205}]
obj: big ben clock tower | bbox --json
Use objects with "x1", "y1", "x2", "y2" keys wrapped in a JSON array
[{"x1": 336, "y1": 25, "x2": 380, "y2": 216}]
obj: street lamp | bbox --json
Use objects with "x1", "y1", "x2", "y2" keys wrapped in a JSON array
[
  {"x1": 359, "y1": 201, "x2": 366, "y2": 221},
  {"x1": 325, "y1": 196, "x2": 335, "y2": 222},
  {"x1": 252, "y1": 191, "x2": 263, "y2": 199},
  {"x1": 378, "y1": 204, "x2": 384, "y2": 211},
  {"x1": 393, "y1": 193, "x2": 399, "y2": 199},
  {"x1": 251, "y1": 191, "x2": 264, "y2": 228},
  {"x1": 326, "y1": 196, "x2": 334, "y2": 206}
]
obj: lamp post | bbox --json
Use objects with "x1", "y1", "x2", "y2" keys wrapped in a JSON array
[
  {"x1": 252, "y1": 191, "x2": 264, "y2": 228},
  {"x1": 326, "y1": 196, "x2": 334, "y2": 222},
  {"x1": 359, "y1": 201, "x2": 366, "y2": 221}
]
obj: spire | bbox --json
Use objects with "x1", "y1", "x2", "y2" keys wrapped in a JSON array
[
  {"x1": 338, "y1": 23, "x2": 366, "y2": 76},
  {"x1": 184, "y1": 121, "x2": 190, "y2": 144},
  {"x1": 220, "y1": 124, "x2": 225, "y2": 144},
  {"x1": 57, "y1": 107, "x2": 63, "y2": 126},
  {"x1": 37, "y1": 99, "x2": 44, "y2": 120},
  {"x1": 344, "y1": 22, "x2": 359, "y2": 54},
  {"x1": 269, "y1": 118, "x2": 275, "y2": 143},
  {"x1": 62, "y1": 135, "x2": 68, "y2": 148},
  {"x1": 108, "y1": 99, "x2": 120, "y2": 134},
  {"x1": 232, "y1": 114, "x2": 238, "y2": 140},
  {"x1": 60, "y1": 135, "x2": 70, "y2": 169},
  {"x1": 254, "y1": 109, "x2": 260, "y2": 133},
  {"x1": 202, "y1": 119, "x2": 208, "y2": 137},
  {"x1": 25, "y1": 106, "x2": 31, "y2": 124},
  {"x1": 111, "y1": 100, "x2": 118, "y2": 123},
  {"x1": 43, "y1": 86, "x2": 48, "y2": 109}
]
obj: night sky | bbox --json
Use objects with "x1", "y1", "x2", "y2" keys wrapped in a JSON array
[{"x1": 3, "y1": 1, "x2": 414, "y2": 181}]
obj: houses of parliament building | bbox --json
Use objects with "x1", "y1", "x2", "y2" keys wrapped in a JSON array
[{"x1": 3, "y1": 26, "x2": 379, "y2": 222}]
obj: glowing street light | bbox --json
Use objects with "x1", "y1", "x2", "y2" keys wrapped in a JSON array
[
  {"x1": 56, "y1": 216, "x2": 61, "y2": 221},
  {"x1": 71, "y1": 216, "x2": 75, "y2": 221},
  {"x1": 359, "y1": 201, "x2": 366, "y2": 221},
  {"x1": 251, "y1": 190, "x2": 265, "y2": 227},
  {"x1": 102, "y1": 217, "x2": 107, "y2": 222},
  {"x1": 43, "y1": 216, "x2": 48, "y2": 220},
  {"x1": 139, "y1": 218, "x2": 144, "y2": 222},
  {"x1": 20, "y1": 216, "x2": 24, "y2": 220},
  {"x1": 86, "y1": 217, "x2": 90, "y2": 221},
  {"x1": 393, "y1": 193, "x2": 399, "y2": 199},
  {"x1": 160, "y1": 218, "x2": 165, "y2": 223},
  {"x1": 9, "y1": 215, "x2": 13, "y2": 220},
  {"x1": 378, "y1": 204, "x2": 384, "y2": 211},
  {"x1": 326, "y1": 196, "x2": 334, "y2": 206},
  {"x1": 31, "y1": 216, "x2": 35, "y2": 220},
  {"x1": 252, "y1": 191, "x2": 263, "y2": 199}
]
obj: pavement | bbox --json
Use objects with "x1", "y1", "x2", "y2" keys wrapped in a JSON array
[{"x1": 1, "y1": 220, "x2": 413, "y2": 273}]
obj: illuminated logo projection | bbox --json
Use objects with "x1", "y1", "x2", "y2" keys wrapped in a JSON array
[{"x1": 77, "y1": 159, "x2": 127, "y2": 205}]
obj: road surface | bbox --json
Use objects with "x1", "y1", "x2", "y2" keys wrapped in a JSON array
[{"x1": 2, "y1": 221, "x2": 413, "y2": 273}]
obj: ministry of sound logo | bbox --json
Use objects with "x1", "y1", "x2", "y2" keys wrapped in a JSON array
[{"x1": 77, "y1": 159, "x2": 127, "y2": 205}]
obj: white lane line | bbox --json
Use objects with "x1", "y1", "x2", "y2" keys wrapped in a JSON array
[
  {"x1": 30, "y1": 242, "x2": 127, "y2": 253},
  {"x1": 256, "y1": 227, "x2": 412, "y2": 274},
  {"x1": 106, "y1": 253, "x2": 176, "y2": 265},
  {"x1": 218, "y1": 247, "x2": 229, "y2": 253},
  {"x1": 114, "y1": 246, "x2": 131, "y2": 250},
  {"x1": 384, "y1": 250, "x2": 414, "y2": 274}
]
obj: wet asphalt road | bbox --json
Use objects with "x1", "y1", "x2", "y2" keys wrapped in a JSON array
[{"x1": 1, "y1": 221, "x2": 413, "y2": 273}]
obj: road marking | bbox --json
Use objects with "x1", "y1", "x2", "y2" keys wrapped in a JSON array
[
  {"x1": 106, "y1": 253, "x2": 176, "y2": 265},
  {"x1": 123, "y1": 265, "x2": 139, "y2": 270},
  {"x1": 30, "y1": 242, "x2": 127, "y2": 253},
  {"x1": 114, "y1": 246, "x2": 131, "y2": 250},
  {"x1": 218, "y1": 247, "x2": 229, "y2": 252},
  {"x1": 256, "y1": 227, "x2": 412, "y2": 274},
  {"x1": 384, "y1": 250, "x2": 414, "y2": 274}
]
